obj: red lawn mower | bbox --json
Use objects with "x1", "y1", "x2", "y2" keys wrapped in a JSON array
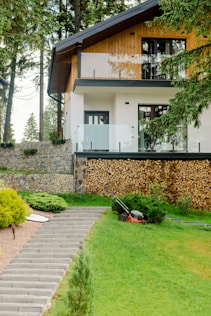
[{"x1": 113, "y1": 195, "x2": 146, "y2": 224}]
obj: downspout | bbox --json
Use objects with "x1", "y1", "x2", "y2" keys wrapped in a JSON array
[
  {"x1": 77, "y1": 43, "x2": 82, "y2": 79},
  {"x1": 47, "y1": 47, "x2": 64, "y2": 105}
]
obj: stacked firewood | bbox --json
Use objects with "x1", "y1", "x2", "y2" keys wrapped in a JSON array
[{"x1": 86, "y1": 158, "x2": 211, "y2": 211}]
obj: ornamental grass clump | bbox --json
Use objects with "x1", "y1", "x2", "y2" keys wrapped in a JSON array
[
  {"x1": 24, "y1": 192, "x2": 68, "y2": 213},
  {"x1": 0, "y1": 188, "x2": 30, "y2": 228}
]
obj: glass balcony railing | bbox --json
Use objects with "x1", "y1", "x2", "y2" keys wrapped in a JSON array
[
  {"x1": 75, "y1": 124, "x2": 193, "y2": 153},
  {"x1": 81, "y1": 53, "x2": 185, "y2": 80}
]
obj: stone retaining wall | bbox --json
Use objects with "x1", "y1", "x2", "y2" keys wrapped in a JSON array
[
  {"x1": 0, "y1": 174, "x2": 74, "y2": 193},
  {"x1": 74, "y1": 157, "x2": 211, "y2": 211},
  {"x1": 0, "y1": 140, "x2": 72, "y2": 173},
  {"x1": 0, "y1": 140, "x2": 74, "y2": 193}
]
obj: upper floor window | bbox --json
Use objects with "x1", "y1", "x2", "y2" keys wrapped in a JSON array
[{"x1": 142, "y1": 38, "x2": 186, "y2": 79}]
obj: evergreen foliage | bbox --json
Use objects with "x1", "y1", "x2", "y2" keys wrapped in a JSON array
[
  {"x1": 145, "y1": 0, "x2": 211, "y2": 138},
  {"x1": 24, "y1": 192, "x2": 68, "y2": 213},
  {"x1": 0, "y1": 188, "x2": 30, "y2": 228},
  {"x1": 112, "y1": 193, "x2": 166, "y2": 224},
  {"x1": 66, "y1": 249, "x2": 93, "y2": 316},
  {"x1": 23, "y1": 113, "x2": 39, "y2": 142},
  {"x1": 43, "y1": 99, "x2": 58, "y2": 140},
  {"x1": 0, "y1": 0, "x2": 58, "y2": 142},
  {"x1": 0, "y1": 1, "x2": 130, "y2": 141}
]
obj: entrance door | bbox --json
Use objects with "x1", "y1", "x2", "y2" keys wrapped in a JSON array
[{"x1": 84, "y1": 111, "x2": 109, "y2": 150}]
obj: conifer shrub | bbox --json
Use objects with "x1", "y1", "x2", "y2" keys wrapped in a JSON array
[
  {"x1": 24, "y1": 192, "x2": 68, "y2": 213},
  {"x1": 0, "y1": 188, "x2": 30, "y2": 228},
  {"x1": 66, "y1": 249, "x2": 93, "y2": 316}
]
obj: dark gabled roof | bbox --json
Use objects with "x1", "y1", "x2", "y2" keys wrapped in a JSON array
[
  {"x1": 0, "y1": 76, "x2": 8, "y2": 87},
  {"x1": 48, "y1": 0, "x2": 160, "y2": 94}
]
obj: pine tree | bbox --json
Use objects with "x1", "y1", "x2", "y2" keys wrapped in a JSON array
[
  {"x1": 145, "y1": 0, "x2": 211, "y2": 139},
  {"x1": 43, "y1": 99, "x2": 58, "y2": 140},
  {"x1": 0, "y1": 0, "x2": 58, "y2": 142},
  {"x1": 23, "y1": 113, "x2": 39, "y2": 142}
]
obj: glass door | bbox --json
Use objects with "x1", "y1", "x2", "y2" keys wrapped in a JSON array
[{"x1": 84, "y1": 111, "x2": 109, "y2": 151}]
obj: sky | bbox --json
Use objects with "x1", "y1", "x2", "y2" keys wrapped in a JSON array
[{"x1": 11, "y1": 67, "x2": 49, "y2": 143}]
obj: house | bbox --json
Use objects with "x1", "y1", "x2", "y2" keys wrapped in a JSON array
[{"x1": 48, "y1": 0, "x2": 211, "y2": 154}]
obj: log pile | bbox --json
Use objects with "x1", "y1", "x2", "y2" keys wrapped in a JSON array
[{"x1": 85, "y1": 158, "x2": 211, "y2": 211}]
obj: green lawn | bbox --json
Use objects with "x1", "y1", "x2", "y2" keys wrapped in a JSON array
[{"x1": 45, "y1": 210, "x2": 211, "y2": 316}]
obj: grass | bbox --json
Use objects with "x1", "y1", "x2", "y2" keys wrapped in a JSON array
[
  {"x1": 0, "y1": 168, "x2": 49, "y2": 174},
  {"x1": 162, "y1": 203, "x2": 211, "y2": 224},
  {"x1": 19, "y1": 192, "x2": 112, "y2": 207},
  {"x1": 0, "y1": 168, "x2": 71, "y2": 175},
  {"x1": 43, "y1": 210, "x2": 211, "y2": 316},
  {"x1": 57, "y1": 193, "x2": 111, "y2": 206}
]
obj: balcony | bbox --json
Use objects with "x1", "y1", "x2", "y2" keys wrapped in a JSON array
[
  {"x1": 75, "y1": 124, "x2": 198, "y2": 153},
  {"x1": 80, "y1": 53, "x2": 185, "y2": 80}
]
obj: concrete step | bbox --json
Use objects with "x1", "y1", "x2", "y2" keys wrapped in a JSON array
[
  {"x1": 4, "y1": 262, "x2": 68, "y2": 270},
  {"x1": 0, "y1": 274, "x2": 62, "y2": 282},
  {"x1": 0, "y1": 207, "x2": 105, "y2": 316},
  {"x1": 23, "y1": 242, "x2": 81, "y2": 249},
  {"x1": 16, "y1": 249, "x2": 77, "y2": 258},
  {"x1": 0, "y1": 303, "x2": 43, "y2": 313},
  {"x1": 40, "y1": 222, "x2": 93, "y2": 227},
  {"x1": 0, "y1": 295, "x2": 48, "y2": 304},
  {"x1": 35, "y1": 229, "x2": 89, "y2": 235},
  {"x1": 50, "y1": 217, "x2": 101, "y2": 221},
  {"x1": 3, "y1": 268, "x2": 64, "y2": 276},
  {"x1": 19, "y1": 246, "x2": 79, "y2": 253},
  {"x1": 50, "y1": 217, "x2": 98, "y2": 221},
  {"x1": 13, "y1": 257, "x2": 72, "y2": 264},
  {"x1": 0, "y1": 312, "x2": 40, "y2": 316},
  {"x1": 0, "y1": 280, "x2": 58, "y2": 289},
  {"x1": 23, "y1": 238, "x2": 83, "y2": 249},
  {"x1": 32, "y1": 232, "x2": 87, "y2": 238},
  {"x1": 0, "y1": 287, "x2": 52, "y2": 296}
]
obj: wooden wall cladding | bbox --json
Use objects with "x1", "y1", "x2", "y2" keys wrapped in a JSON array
[
  {"x1": 85, "y1": 159, "x2": 211, "y2": 211},
  {"x1": 84, "y1": 22, "x2": 194, "y2": 55}
]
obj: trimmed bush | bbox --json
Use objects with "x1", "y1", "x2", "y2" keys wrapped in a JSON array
[
  {"x1": 112, "y1": 193, "x2": 166, "y2": 224},
  {"x1": 24, "y1": 192, "x2": 68, "y2": 213},
  {"x1": 0, "y1": 188, "x2": 30, "y2": 228}
]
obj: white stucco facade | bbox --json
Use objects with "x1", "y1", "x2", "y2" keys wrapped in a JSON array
[{"x1": 63, "y1": 86, "x2": 211, "y2": 153}]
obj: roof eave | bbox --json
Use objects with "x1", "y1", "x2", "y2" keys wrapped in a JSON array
[{"x1": 48, "y1": 0, "x2": 160, "y2": 94}]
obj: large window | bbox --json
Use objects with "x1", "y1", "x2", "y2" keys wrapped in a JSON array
[
  {"x1": 138, "y1": 105, "x2": 187, "y2": 152},
  {"x1": 142, "y1": 38, "x2": 186, "y2": 79},
  {"x1": 138, "y1": 105, "x2": 168, "y2": 151}
]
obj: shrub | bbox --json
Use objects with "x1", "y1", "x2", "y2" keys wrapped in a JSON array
[
  {"x1": 0, "y1": 188, "x2": 30, "y2": 228},
  {"x1": 175, "y1": 194, "x2": 192, "y2": 216},
  {"x1": 24, "y1": 192, "x2": 68, "y2": 213},
  {"x1": 66, "y1": 249, "x2": 93, "y2": 316},
  {"x1": 112, "y1": 193, "x2": 166, "y2": 224},
  {"x1": 23, "y1": 148, "x2": 37, "y2": 156},
  {"x1": 149, "y1": 180, "x2": 167, "y2": 202}
]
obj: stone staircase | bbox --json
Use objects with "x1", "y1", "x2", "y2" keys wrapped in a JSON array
[{"x1": 0, "y1": 207, "x2": 107, "y2": 316}]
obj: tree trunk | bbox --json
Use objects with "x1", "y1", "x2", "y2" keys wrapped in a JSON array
[
  {"x1": 55, "y1": 0, "x2": 63, "y2": 138},
  {"x1": 39, "y1": 44, "x2": 44, "y2": 141},
  {"x1": 3, "y1": 54, "x2": 17, "y2": 143},
  {"x1": 74, "y1": 0, "x2": 81, "y2": 33}
]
